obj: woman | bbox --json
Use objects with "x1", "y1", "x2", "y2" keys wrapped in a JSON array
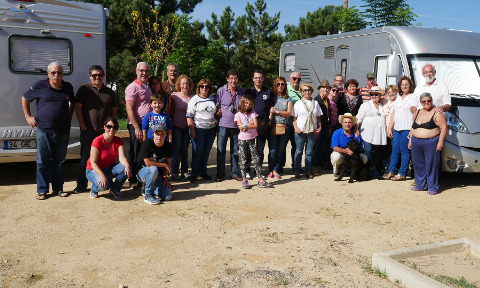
[
  {"x1": 267, "y1": 77, "x2": 292, "y2": 179},
  {"x1": 356, "y1": 86, "x2": 387, "y2": 176},
  {"x1": 149, "y1": 75, "x2": 175, "y2": 119},
  {"x1": 186, "y1": 78, "x2": 217, "y2": 183},
  {"x1": 328, "y1": 86, "x2": 339, "y2": 129},
  {"x1": 337, "y1": 79, "x2": 362, "y2": 117},
  {"x1": 86, "y1": 117, "x2": 132, "y2": 199},
  {"x1": 292, "y1": 83, "x2": 322, "y2": 179},
  {"x1": 408, "y1": 93, "x2": 447, "y2": 195},
  {"x1": 381, "y1": 84, "x2": 398, "y2": 175},
  {"x1": 385, "y1": 76, "x2": 414, "y2": 181},
  {"x1": 170, "y1": 75, "x2": 194, "y2": 180}
]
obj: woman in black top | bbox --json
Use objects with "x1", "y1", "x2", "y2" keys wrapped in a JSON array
[{"x1": 337, "y1": 79, "x2": 362, "y2": 117}]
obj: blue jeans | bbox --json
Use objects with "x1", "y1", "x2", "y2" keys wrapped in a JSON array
[
  {"x1": 77, "y1": 129, "x2": 102, "y2": 188},
  {"x1": 36, "y1": 129, "x2": 69, "y2": 194},
  {"x1": 294, "y1": 132, "x2": 316, "y2": 173},
  {"x1": 172, "y1": 125, "x2": 190, "y2": 175},
  {"x1": 389, "y1": 130, "x2": 411, "y2": 177},
  {"x1": 268, "y1": 132, "x2": 289, "y2": 172},
  {"x1": 363, "y1": 141, "x2": 381, "y2": 172},
  {"x1": 216, "y1": 127, "x2": 239, "y2": 178},
  {"x1": 190, "y1": 127, "x2": 216, "y2": 178},
  {"x1": 137, "y1": 166, "x2": 172, "y2": 200},
  {"x1": 86, "y1": 163, "x2": 127, "y2": 193}
]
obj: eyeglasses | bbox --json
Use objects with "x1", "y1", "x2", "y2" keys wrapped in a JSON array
[
  {"x1": 137, "y1": 69, "x2": 150, "y2": 73},
  {"x1": 292, "y1": 77, "x2": 301, "y2": 82},
  {"x1": 277, "y1": 83, "x2": 286, "y2": 86},
  {"x1": 302, "y1": 89, "x2": 312, "y2": 93},
  {"x1": 421, "y1": 99, "x2": 432, "y2": 104},
  {"x1": 91, "y1": 74, "x2": 104, "y2": 78},
  {"x1": 371, "y1": 94, "x2": 380, "y2": 97},
  {"x1": 105, "y1": 124, "x2": 119, "y2": 130},
  {"x1": 50, "y1": 71, "x2": 63, "y2": 75},
  {"x1": 332, "y1": 89, "x2": 338, "y2": 92},
  {"x1": 199, "y1": 84, "x2": 209, "y2": 89}
]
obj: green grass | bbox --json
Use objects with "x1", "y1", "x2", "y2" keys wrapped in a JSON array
[
  {"x1": 118, "y1": 118, "x2": 128, "y2": 130},
  {"x1": 434, "y1": 275, "x2": 477, "y2": 288},
  {"x1": 361, "y1": 259, "x2": 388, "y2": 279},
  {"x1": 276, "y1": 277, "x2": 289, "y2": 286}
]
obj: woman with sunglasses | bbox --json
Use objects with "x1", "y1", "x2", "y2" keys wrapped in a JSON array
[
  {"x1": 86, "y1": 117, "x2": 132, "y2": 199},
  {"x1": 408, "y1": 92, "x2": 447, "y2": 195},
  {"x1": 186, "y1": 79, "x2": 217, "y2": 183},
  {"x1": 267, "y1": 77, "x2": 292, "y2": 179}
]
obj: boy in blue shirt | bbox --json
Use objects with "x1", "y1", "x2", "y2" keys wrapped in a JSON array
[{"x1": 142, "y1": 94, "x2": 172, "y2": 142}]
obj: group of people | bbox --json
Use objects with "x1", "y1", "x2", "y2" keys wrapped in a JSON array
[{"x1": 21, "y1": 61, "x2": 449, "y2": 204}]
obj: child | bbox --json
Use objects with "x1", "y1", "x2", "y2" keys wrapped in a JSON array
[
  {"x1": 234, "y1": 96, "x2": 273, "y2": 189},
  {"x1": 142, "y1": 94, "x2": 173, "y2": 142}
]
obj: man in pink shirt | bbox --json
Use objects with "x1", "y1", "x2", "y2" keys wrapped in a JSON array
[{"x1": 125, "y1": 62, "x2": 153, "y2": 185}]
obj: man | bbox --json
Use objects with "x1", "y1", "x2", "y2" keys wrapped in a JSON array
[
  {"x1": 136, "y1": 122, "x2": 172, "y2": 205},
  {"x1": 125, "y1": 62, "x2": 152, "y2": 185},
  {"x1": 160, "y1": 62, "x2": 178, "y2": 119},
  {"x1": 359, "y1": 72, "x2": 384, "y2": 102},
  {"x1": 22, "y1": 62, "x2": 75, "y2": 200},
  {"x1": 73, "y1": 65, "x2": 117, "y2": 193},
  {"x1": 411, "y1": 64, "x2": 451, "y2": 115},
  {"x1": 245, "y1": 70, "x2": 275, "y2": 167},
  {"x1": 330, "y1": 113, "x2": 368, "y2": 177},
  {"x1": 313, "y1": 80, "x2": 332, "y2": 173},
  {"x1": 334, "y1": 74, "x2": 345, "y2": 90},
  {"x1": 215, "y1": 69, "x2": 244, "y2": 182},
  {"x1": 283, "y1": 71, "x2": 303, "y2": 171}
]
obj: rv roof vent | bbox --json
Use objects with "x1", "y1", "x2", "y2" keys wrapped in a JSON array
[{"x1": 324, "y1": 46, "x2": 334, "y2": 59}]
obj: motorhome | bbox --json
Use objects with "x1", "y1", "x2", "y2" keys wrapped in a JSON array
[
  {"x1": 0, "y1": 0, "x2": 108, "y2": 163},
  {"x1": 279, "y1": 26, "x2": 480, "y2": 173}
]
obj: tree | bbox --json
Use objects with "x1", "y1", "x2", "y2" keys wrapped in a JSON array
[
  {"x1": 361, "y1": 0, "x2": 418, "y2": 27},
  {"x1": 338, "y1": 6, "x2": 368, "y2": 32}
]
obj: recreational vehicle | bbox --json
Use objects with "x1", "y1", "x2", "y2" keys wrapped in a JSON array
[
  {"x1": 279, "y1": 26, "x2": 480, "y2": 173},
  {"x1": 0, "y1": 0, "x2": 108, "y2": 163}
]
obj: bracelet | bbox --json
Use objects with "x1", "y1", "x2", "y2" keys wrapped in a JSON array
[{"x1": 243, "y1": 124, "x2": 247, "y2": 130}]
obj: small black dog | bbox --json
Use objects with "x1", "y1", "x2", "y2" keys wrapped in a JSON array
[{"x1": 335, "y1": 139, "x2": 370, "y2": 183}]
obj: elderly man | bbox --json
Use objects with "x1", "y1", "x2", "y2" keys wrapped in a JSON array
[
  {"x1": 160, "y1": 62, "x2": 178, "y2": 119},
  {"x1": 73, "y1": 65, "x2": 117, "y2": 193},
  {"x1": 125, "y1": 62, "x2": 152, "y2": 186},
  {"x1": 334, "y1": 74, "x2": 345, "y2": 90},
  {"x1": 22, "y1": 62, "x2": 75, "y2": 200},
  {"x1": 359, "y1": 72, "x2": 380, "y2": 102},
  {"x1": 330, "y1": 113, "x2": 368, "y2": 177},
  {"x1": 411, "y1": 64, "x2": 451, "y2": 115},
  {"x1": 282, "y1": 71, "x2": 303, "y2": 171},
  {"x1": 215, "y1": 69, "x2": 244, "y2": 182}
]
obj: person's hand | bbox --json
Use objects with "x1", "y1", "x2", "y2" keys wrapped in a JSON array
[
  {"x1": 163, "y1": 164, "x2": 172, "y2": 175},
  {"x1": 270, "y1": 107, "x2": 277, "y2": 114},
  {"x1": 354, "y1": 129, "x2": 360, "y2": 137},
  {"x1": 216, "y1": 108, "x2": 222, "y2": 117},
  {"x1": 163, "y1": 177, "x2": 171, "y2": 189},
  {"x1": 125, "y1": 167, "x2": 132, "y2": 179},
  {"x1": 436, "y1": 141, "x2": 443, "y2": 152},
  {"x1": 295, "y1": 127, "x2": 302, "y2": 134},
  {"x1": 387, "y1": 130, "x2": 393, "y2": 139},
  {"x1": 98, "y1": 174, "x2": 108, "y2": 188},
  {"x1": 345, "y1": 148, "x2": 354, "y2": 155},
  {"x1": 435, "y1": 106, "x2": 444, "y2": 113},
  {"x1": 135, "y1": 128, "x2": 143, "y2": 142},
  {"x1": 190, "y1": 129, "x2": 196, "y2": 139},
  {"x1": 314, "y1": 128, "x2": 321, "y2": 136},
  {"x1": 26, "y1": 115, "x2": 36, "y2": 128},
  {"x1": 408, "y1": 140, "x2": 412, "y2": 150}
]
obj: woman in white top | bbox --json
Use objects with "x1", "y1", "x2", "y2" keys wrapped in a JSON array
[
  {"x1": 357, "y1": 86, "x2": 386, "y2": 176},
  {"x1": 186, "y1": 78, "x2": 217, "y2": 183},
  {"x1": 381, "y1": 84, "x2": 398, "y2": 176},
  {"x1": 292, "y1": 83, "x2": 322, "y2": 179},
  {"x1": 384, "y1": 76, "x2": 414, "y2": 181}
]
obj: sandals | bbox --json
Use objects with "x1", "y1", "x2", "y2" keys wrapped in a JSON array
[
  {"x1": 36, "y1": 193, "x2": 47, "y2": 200},
  {"x1": 57, "y1": 191, "x2": 69, "y2": 197},
  {"x1": 383, "y1": 172, "x2": 395, "y2": 180},
  {"x1": 391, "y1": 175, "x2": 406, "y2": 181},
  {"x1": 427, "y1": 190, "x2": 438, "y2": 195}
]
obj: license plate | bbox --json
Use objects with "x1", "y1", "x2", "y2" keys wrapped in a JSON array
[{"x1": 4, "y1": 140, "x2": 36, "y2": 149}]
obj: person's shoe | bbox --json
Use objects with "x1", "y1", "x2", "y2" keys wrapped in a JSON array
[
  {"x1": 267, "y1": 172, "x2": 274, "y2": 178},
  {"x1": 242, "y1": 179, "x2": 251, "y2": 189},
  {"x1": 171, "y1": 174, "x2": 181, "y2": 180},
  {"x1": 233, "y1": 176, "x2": 243, "y2": 181},
  {"x1": 90, "y1": 191, "x2": 98, "y2": 199},
  {"x1": 334, "y1": 173, "x2": 340, "y2": 178},
  {"x1": 215, "y1": 177, "x2": 224, "y2": 182},
  {"x1": 245, "y1": 173, "x2": 251, "y2": 180},
  {"x1": 257, "y1": 180, "x2": 274, "y2": 188},
  {"x1": 109, "y1": 189, "x2": 123, "y2": 199},
  {"x1": 295, "y1": 172, "x2": 302, "y2": 179},
  {"x1": 305, "y1": 173, "x2": 313, "y2": 179},
  {"x1": 190, "y1": 177, "x2": 197, "y2": 184},
  {"x1": 73, "y1": 186, "x2": 87, "y2": 194},
  {"x1": 141, "y1": 184, "x2": 145, "y2": 196},
  {"x1": 183, "y1": 172, "x2": 191, "y2": 179},
  {"x1": 144, "y1": 195, "x2": 160, "y2": 205},
  {"x1": 272, "y1": 171, "x2": 282, "y2": 179},
  {"x1": 201, "y1": 174, "x2": 212, "y2": 180}
]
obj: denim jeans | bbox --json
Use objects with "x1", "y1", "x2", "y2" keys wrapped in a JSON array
[
  {"x1": 77, "y1": 129, "x2": 102, "y2": 188},
  {"x1": 172, "y1": 125, "x2": 190, "y2": 176},
  {"x1": 268, "y1": 132, "x2": 289, "y2": 172},
  {"x1": 389, "y1": 130, "x2": 411, "y2": 177},
  {"x1": 294, "y1": 132, "x2": 316, "y2": 173},
  {"x1": 312, "y1": 127, "x2": 329, "y2": 167},
  {"x1": 36, "y1": 129, "x2": 69, "y2": 194},
  {"x1": 216, "y1": 127, "x2": 239, "y2": 178},
  {"x1": 363, "y1": 141, "x2": 384, "y2": 173},
  {"x1": 86, "y1": 163, "x2": 127, "y2": 193},
  {"x1": 190, "y1": 127, "x2": 216, "y2": 178},
  {"x1": 137, "y1": 166, "x2": 172, "y2": 200}
]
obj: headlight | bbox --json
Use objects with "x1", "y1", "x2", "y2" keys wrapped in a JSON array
[{"x1": 445, "y1": 112, "x2": 470, "y2": 133}]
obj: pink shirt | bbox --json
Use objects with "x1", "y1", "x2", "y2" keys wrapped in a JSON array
[
  {"x1": 125, "y1": 80, "x2": 152, "y2": 125},
  {"x1": 234, "y1": 111, "x2": 258, "y2": 140},
  {"x1": 171, "y1": 93, "x2": 192, "y2": 129}
]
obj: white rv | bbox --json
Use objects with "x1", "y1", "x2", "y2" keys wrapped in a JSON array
[
  {"x1": 0, "y1": 0, "x2": 108, "y2": 163},
  {"x1": 279, "y1": 26, "x2": 480, "y2": 173}
]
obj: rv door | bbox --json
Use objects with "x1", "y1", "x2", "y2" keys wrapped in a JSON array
[{"x1": 335, "y1": 46, "x2": 351, "y2": 80}]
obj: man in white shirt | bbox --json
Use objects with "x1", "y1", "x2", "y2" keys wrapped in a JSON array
[{"x1": 411, "y1": 64, "x2": 451, "y2": 115}]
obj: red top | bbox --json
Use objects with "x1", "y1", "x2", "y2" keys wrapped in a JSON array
[{"x1": 86, "y1": 135, "x2": 124, "y2": 169}]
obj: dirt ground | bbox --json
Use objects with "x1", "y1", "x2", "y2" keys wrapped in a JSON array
[{"x1": 1, "y1": 141, "x2": 480, "y2": 288}]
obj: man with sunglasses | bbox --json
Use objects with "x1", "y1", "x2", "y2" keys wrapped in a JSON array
[
  {"x1": 73, "y1": 65, "x2": 117, "y2": 193},
  {"x1": 22, "y1": 62, "x2": 75, "y2": 200}
]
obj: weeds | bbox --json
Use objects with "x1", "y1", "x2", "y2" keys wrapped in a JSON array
[{"x1": 276, "y1": 277, "x2": 289, "y2": 286}]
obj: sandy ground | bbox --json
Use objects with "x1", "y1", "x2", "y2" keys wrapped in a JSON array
[{"x1": 1, "y1": 141, "x2": 480, "y2": 288}]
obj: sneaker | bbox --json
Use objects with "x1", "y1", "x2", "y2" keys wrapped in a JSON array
[
  {"x1": 257, "y1": 180, "x2": 274, "y2": 188},
  {"x1": 73, "y1": 186, "x2": 87, "y2": 194},
  {"x1": 200, "y1": 174, "x2": 212, "y2": 180},
  {"x1": 90, "y1": 191, "x2": 98, "y2": 198},
  {"x1": 144, "y1": 195, "x2": 161, "y2": 205},
  {"x1": 171, "y1": 174, "x2": 181, "y2": 180},
  {"x1": 245, "y1": 173, "x2": 251, "y2": 180},
  {"x1": 242, "y1": 179, "x2": 251, "y2": 189},
  {"x1": 267, "y1": 172, "x2": 274, "y2": 178},
  {"x1": 109, "y1": 189, "x2": 123, "y2": 199},
  {"x1": 141, "y1": 184, "x2": 145, "y2": 196},
  {"x1": 183, "y1": 172, "x2": 191, "y2": 179}
]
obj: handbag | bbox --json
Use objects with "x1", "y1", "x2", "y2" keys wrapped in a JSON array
[{"x1": 270, "y1": 123, "x2": 286, "y2": 135}]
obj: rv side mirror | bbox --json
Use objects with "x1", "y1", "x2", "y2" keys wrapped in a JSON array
[{"x1": 387, "y1": 55, "x2": 400, "y2": 77}]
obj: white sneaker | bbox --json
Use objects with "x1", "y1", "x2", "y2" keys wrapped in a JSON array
[
  {"x1": 183, "y1": 172, "x2": 191, "y2": 179},
  {"x1": 245, "y1": 173, "x2": 251, "y2": 179}
]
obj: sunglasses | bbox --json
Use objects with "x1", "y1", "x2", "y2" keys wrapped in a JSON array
[
  {"x1": 292, "y1": 77, "x2": 301, "y2": 82},
  {"x1": 421, "y1": 99, "x2": 432, "y2": 104},
  {"x1": 277, "y1": 83, "x2": 286, "y2": 86},
  {"x1": 50, "y1": 71, "x2": 63, "y2": 75},
  {"x1": 105, "y1": 124, "x2": 119, "y2": 130},
  {"x1": 91, "y1": 74, "x2": 104, "y2": 78},
  {"x1": 371, "y1": 94, "x2": 380, "y2": 97},
  {"x1": 137, "y1": 69, "x2": 150, "y2": 73},
  {"x1": 302, "y1": 89, "x2": 312, "y2": 93},
  {"x1": 199, "y1": 84, "x2": 209, "y2": 89},
  {"x1": 332, "y1": 89, "x2": 338, "y2": 92}
]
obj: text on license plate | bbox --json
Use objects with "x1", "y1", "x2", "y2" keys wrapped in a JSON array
[{"x1": 4, "y1": 140, "x2": 36, "y2": 149}]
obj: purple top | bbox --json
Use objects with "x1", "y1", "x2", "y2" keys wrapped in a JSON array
[{"x1": 215, "y1": 85, "x2": 245, "y2": 128}]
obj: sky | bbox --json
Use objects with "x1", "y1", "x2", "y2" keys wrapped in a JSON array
[{"x1": 189, "y1": 0, "x2": 480, "y2": 35}]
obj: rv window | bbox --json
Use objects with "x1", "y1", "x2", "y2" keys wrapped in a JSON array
[
  {"x1": 341, "y1": 59, "x2": 347, "y2": 78},
  {"x1": 376, "y1": 56, "x2": 388, "y2": 88},
  {"x1": 284, "y1": 54, "x2": 295, "y2": 72},
  {"x1": 9, "y1": 36, "x2": 72, "y2": 74}
]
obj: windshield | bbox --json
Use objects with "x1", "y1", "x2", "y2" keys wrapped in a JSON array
[{"x1": 408, "y1": 55, "x2": 480, "y2": 96}]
